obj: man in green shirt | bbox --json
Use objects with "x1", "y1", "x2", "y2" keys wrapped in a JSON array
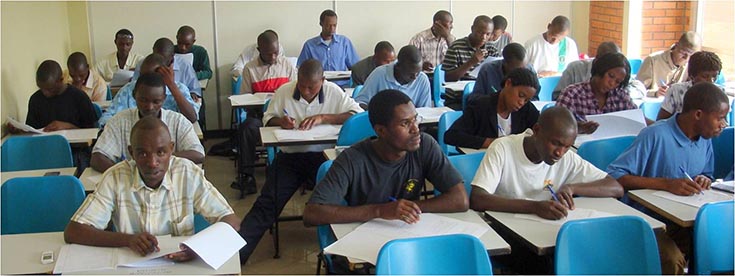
[{"x1": 175, "y1": 25, "x2": 212, "y2": 81}]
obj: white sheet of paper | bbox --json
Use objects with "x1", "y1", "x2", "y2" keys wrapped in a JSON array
[
  {"x1": 228, "y1": 93, "x2": 273, "y2": 106},
  {"x1": 576, "y1": 109, "x2": 647, "y2": 145},
  {"x1": 116, "y1": 235, "x2": 179, "y2": 267},
  {"x1": 514, "y1": 208, "x2": 618, "y2": 226},
  {"x1": 324, "y1": 213, "x2": 488, "y2": 264},
  {"x1": 273, "y1": 125, "x2": 340, "y2": 142},
  {"x1": 110, "y1": 69, "x2": 135, "y2": 87},
  {"x1": 7, "y1": 117, "x2": 43, "y2": 134},
  {"x1": 175, "y1": 53, "x2": 194, "y2": 68},
  {"x1": 54, "y1": 244, "x2": 116, "y2": 273},
  {"x1": 468, "y1": 56, "x2": 503, "y2": 78},
  {"x1": 416, "y1": 107, "x2": 453, "y2": 121},
  {"x1": 324, "y1": 71, "x2": 351, "y2": 79},
  {"x1": 442, "y1": 80, "x2": 475, "y2": 92},
  {"x1": 712, "y1": 180, "x2": 734, "y2": 193},
  {"x1": 181, "y1": 222, "x2": 246, "y2": 270},
  {"x1": 653, "y1": 190, "x2": 733, "y2": 208},
  {"x1": 532, "y1": 101, "x2": 555, "y2": 111}
]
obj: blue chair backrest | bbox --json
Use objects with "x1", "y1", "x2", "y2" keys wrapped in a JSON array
[
  {"x1": 1, "y1": 176, "x2": 86, "y2": 234},
  {"x1": 432, "y1": 64, "x2": 446, "y2": 107},
  {"x1": 438, "y1": 111, "x2": 463, "y2": 155},
  {"x1": 715, "y1": 72, "x2": 725, "y2": 85},
  {"x1": 542, "y1": 102, "x2": 556, "y2": 111},
  {"x1": 694, "y1": 201, "x2": 734, "y2": 274},
  {"x1": 436, "y1": 152, "x2": 485, "y2": 197},
  {"x1": 376, "y1": 234, "x2": 492, "y2": 275},
  {"x1": 462, "y1": 81, "x2": 476, "y2": 110},
  {"x1": 629, "y1": 58, "x2": 643, "y2": 75},
  {"x1": 337, "y1": 112, "x2": 375, "y2": 146},
  {"x1": 730, "y1": 100, "x2": 734, "y2": 127},
  {"x1": 538, "y1": 76, "x2": 560, "y2": 101},
  {"x1": 352, "y1": 85, "x2": 364, "y2": 98},
  {"x1": 92, "y1": 103, "x2": 103, "y2": 127},
  {"x1": 315, "y1": 160, "x2": 339, "y2": 273},
  {"x1": 1, "y1": 135, "x2": 73, "y2": 172},
  {"x1": 232, "y1": 75, "x2": 243, "y2": 95},
  {"x1": 712, "y1": 127, "x2": 734, "y2": 179},
  {"x1": 106, "y1": 84, "x2": 113, "y2": 100},
  {"x1": 194, "y1": 214, "x2": 211, "y2": 233},
  {"x1": 555, "y1": 216, "x2": 661, "y2": 275},
  {"x1": 640, "y1": 101, "x2": 662, "y2": 121},
  {"x1": 577, "y1": 135, "x2": 636, "y2": 170}
]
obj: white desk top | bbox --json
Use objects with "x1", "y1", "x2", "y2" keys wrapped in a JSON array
[
  {"x1": 442, "y1": 80, "x2": 475, "y2": 91},
  {"x1": 324, "y1": 71, "x2": 351, "y2": 81},
  {"x1": 0, "y1": 232, "x2": 240, "y2": 275},
  {"x1": 627, "y1": 189, "x2": 733, "y2": 228},
  {"x1": 229, "y1": 93, "x2": 272, "y2": 108},
  {"x1": 417, "y1": 106, "x2": 454, "y2": 125},
  {"x1": 259, "y1": 125, "x2": 340, "y2": 147},
  {"x1": 331, "y1": 210, "x2": 511, "y2": 261},
  {"x1": 1, "y1": 128, "x2": 99, "y2": 146},
  {"x1": 484, "y1": 197, "x2": 665, "y2": 255},
  {"x1": 1, "y1": 167, "x2": 77, "y2": 184},
  {"x1": 193, "y1": 122, "x2": 204, "y2": 140}
]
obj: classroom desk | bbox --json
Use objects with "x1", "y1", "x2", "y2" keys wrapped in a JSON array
[
  {"x1": 417, "y1": 106, "x2": 454, "y2": 126},
  {"x1": 193, "y1": 121, "x2": 204, "y2": 140},
  {"x1": 0, "y1": 232, "x2": 240, "y2": 275},
  {"x1": 330, "y1": 210, "x2": 511, "y2": 264},
  {"x1": 442, "y1": 80, "x2": 475, "y2": 92},
  {"x1": 324, "y1": 71, "x2": 351, "y2": 81},
  {"x1": 484, "y1": 197, "x2": 666, "y2": 256},
  {"x1": 0, "y1": 167, "x2": 77, "y2": 184},
  {"x1": 458, "y1": 147, "x2": 484, "y2": 154},
  {"x1": 1, "y1": 128, "x2": 99, "y2": 146},
  {"x1": 229, "y1": 93, "x2": 272, "y2": 109},
  {"x1": 627, "y1": 189, "x2": 734, "y2": 228}
]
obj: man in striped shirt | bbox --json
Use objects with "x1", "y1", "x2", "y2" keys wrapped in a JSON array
[
  {"x1": 442, "y1": 15, "x2": 499, "y2": 82},
  {"x1": 409, "y1": 10, "x2": 455, "y2": 72}
]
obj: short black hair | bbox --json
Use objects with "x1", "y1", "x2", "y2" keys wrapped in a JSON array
[
  {"x1": 374, "y1": 41, "x2": 394, "y2": 54},
  {"x1": 687, "y1": 51, "x2": 722, "y2": 78},
  {"x1": 595, "y1": 41, "x2": 621, "y2": 58},
  {"x1": 298, "y1": 59, "x2": 324, "y2": 80},
  {"x1": 591, "y1": 53, "x2": 631, "y2": 90},
  {"x1": 502, "y1": 43, "x2": 526, "y2": 63},
  {"x1": 133, "y1": 72, "x2": 165, "y2": 98},
  {"x1": 115, "y1": 29, "x2": 133, "y2": 39},
  {"x1": 130, "y1": 116, "x2": 171, "y2": 146},
  {"x1": 67, "y1": 52, "x2": 89, "y2": 68},
  {"x1": 264, "y1": 29, "x2": 279, "y2": 39},
  {"x1": 319, "y1": 9, "x2": 337, "y2": 24},
  {"x1": 257, "y1": 30, "x2": 279, "y2": 46},
  {"x1": 36, "y1": 60, "x2": 62, "y2": 83},
  {"x1": 502, "y1": 67, "x2": 540, "y2": 92},
  {"x1": 397, "y1": 45, "x2": 421, "y2": 66},
  {"x1": 153, "y1": 38, "x2": 175, "y2": 57},
  {"x1": 368, "y1": 89, "x2": 412, "y2": 127},
  {"x1": 550, "y1": 15, "x2": 571, "y2": 31},
  {"x1": 176, "y1": 25, "x2": 195, "y2": 37},
  {"x1": 682, "y1": 82, "x2": 729, "y2": 113},
  {"x1": 473, "y1": 15, "x2": 493, "y2": 28},
  {"x1": 492, "y1": 15, "x2": 508, "y2": 31},
  {"x1": 433, "y1": 10, "x2": 452, "y2": 22}
]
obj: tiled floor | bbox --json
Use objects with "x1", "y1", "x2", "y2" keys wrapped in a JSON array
[{"x1": 202, "y1": 139, "x2": 320, "y2": 275}]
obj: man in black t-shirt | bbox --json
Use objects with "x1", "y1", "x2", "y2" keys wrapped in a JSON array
[{"x1": 304, "y1": 89, "x2": 468, "y2": 226}]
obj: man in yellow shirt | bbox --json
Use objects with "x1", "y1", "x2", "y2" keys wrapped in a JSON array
[{"x1": 64, "y1": 52, "x2": 107, "y2": 102}]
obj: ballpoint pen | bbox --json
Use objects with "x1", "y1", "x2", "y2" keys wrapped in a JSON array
[
  {"x1": 680, "y1": 166, "x2": 704, "y2": 195},
  {"x1": 544, "y1": 181, "x2": 560, "y2": 202}
]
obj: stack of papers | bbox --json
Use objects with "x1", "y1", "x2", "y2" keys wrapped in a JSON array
[
  {"x1": 273, "y1": 125, "x2": 340, "y2": 142},
  {"x1": 416, "y1": 107, "x2": 454, "y2": 122},
  {"x1": 442, "y1": 81, "x2": 475, "y2": 92},
  {"x1": 576, "y1": 109, "x2": 647, "y2": 145},
  {"x1": 228, "y1": 93, "x2": 272, "y2": 106},
  {"x1": 652, "y1": 190, "x2": 733, "y2": 208},
  {"x1": 514, "y1": 208, "x2": 618, "y2": 225},
  {"x1": 6, "y1": 117, "x2": 42, "y2": 134},
  {"x1": 324, "y1": 213, "x2": 489, "y2": 264}
]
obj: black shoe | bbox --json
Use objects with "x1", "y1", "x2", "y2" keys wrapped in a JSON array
[{"x1": 231, "y1": 175, "x2": 257, "y2": 196}]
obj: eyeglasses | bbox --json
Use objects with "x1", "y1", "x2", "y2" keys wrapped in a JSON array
[{"x1": 398, "y1": 114, "x2": 424, "y2": 129}]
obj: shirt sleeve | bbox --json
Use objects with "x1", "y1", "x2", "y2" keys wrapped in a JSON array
[
  {"x1": 636, "y1": 56, "x2": 655, "y2": 91},
  {"x1": 555, "y1": 66, "x2": 575, "y2": 93},
  {"x1": 606, "y1": 132, "x2": 654, "y2": 179},
  {"x1": 354, "y1": 72, "x2": 380, "y2": 106},
  {"x1": 192, "y1": 169, "x2": 235, "y2": 222},
  {"x1": 415, "y1": 76, "x2": 433, "y2": 108},
  {"x1": 182, "y1": 65, "x2": 202, "y2": 97},
  {"x1": 702, "y1": 142, "x2": 715, "y2": 179},
  {"x1": 194, "y1": 47, "x2": 212, "y2": 80},
  {"x1": 555, "y1": 86, "x2": 578, "y2": 117},
  {"x1": 562, "y1": 152, "x2": 609, "y2": 184},
  {"x1": 337, "y1": 91, "x2": 364, "y2": 114},
  {"x1": 345, "y1": 38, "x2": 360, "y2": 69},
  {"x1": 77, "y1": 92, "x2": 99, "y2": 128},
  {"x1": 71, "y1": 171, "x2": 117, "y2": 230},
  {"x1": 174, "y1": 116, "x2": 205, "y2": 156},
  {"x1": 91, "y1": 77, "x2": 107, "y2": 102},
  {"x1": 471, "y1": 139, "x2": 506, "y2": 194},
  {"x1": 92, "y1": 116, "x2": 124, "y2": 162},
  {"x1": 240, "y1": 67, "x2": 254, "y2": 94},
  {"x1": 422, "y1": 134, "x2": 463, "y2": 193},
  {"x1": 660, "y1": 86, "x2": 677, "y2": 113},
  {"x1": 441, "y1": 44, "x2": 460, "y2": 71},
  {"x1": 231, "y1": 51, "x2": 248, "y2": 79},
  {"x1": 25, "y1": 96, "x2": 42, "y2": 129},
  {"x1": 297, "y1": 41, "x2": 311, "y2": 67},
  {"x1": 473, "y1": 64, "x2": 490, "y2": 95},
  {"x1": 173, "y1": 83, "x2": 201, "y2": 116},
  {"x1": 444, "y1": 102, "x2": 489, "y2": 149}
]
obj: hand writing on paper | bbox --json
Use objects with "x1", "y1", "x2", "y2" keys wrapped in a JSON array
[
  {"x1": 694, "y1": 175, "x2": 712, "y2": 190},
  {"x1": 577, "y1": 121, "x2": 600, "y2": 134},
  {"x1": 280, "y1": 115, "x2": 296, "y2": 129},
  {"x1": 556, "y1": 184, "x2": 576, "y2": 210},
  {"x1": 166, "y1": 244, "x2": 197, "y2": 262},
  {"x1": 656, "y1": 84, "x2": 669, "y2": 97},
  {"x1": 667, "y1": 178, "x2": 703, "y2": 196},
  {"x1": 127, "y1": 232, "x2": 159, "y2": 256},
  {"x1": 379, "y1": 199, "x2": 422, "y2": 224},
  {"x1": 533, "y1": 200, "x2": 568, "y2": 220},
  {"x1": 299, "y1": 115, "x2": 324, "y2": 130}
]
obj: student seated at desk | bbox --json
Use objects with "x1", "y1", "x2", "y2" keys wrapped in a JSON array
[
  {"x1": 445, "y1": 68, "x2": 540, "y2": 149},
  {"x1": 304, "y1": 89, "x2": 468, "y2": 225},
  {"x1": 8, "y1": 60, "x2": 98, "y2": 133},
  {"x1": 101, "y1": 53, "x2": 199, "y2": 125},
  {"x1": 637, "y1": 31, "x2": 702, "y2": 97},
  {"x1": 487, "y1": 15, "x2": 512, "y2": 52},
  {"x1": 607, "y1": 83, "x2": 729, "y2": 274},
  {"x1": 408, "y1": 10, "x2": 455, "y2": 72},
  {"x1": 65, "y1": 117, "x2": 240, "y2": 260},
  {"x1": 237, "y1": 59, "x2": 363, "y2": 263},
  {"x1": 556, "y1": 52, "x2": 639, "y2": 134},
  {"x1": 231, "y1": 29, "x2": 286, "y2": 80},
  {"x1": 133, "y1": 38, "x2": 202, "y2": 99},
  {"x1": 233, "y1": 30, "x2": 297, "y2": 195},
  {"x1": 175, "y1": 25, "x2": 212, "y2": 81},
  {"x1": 90, "y1": 73, "x2": 204, "y2": 173},
  {"x1": 94, "y1": 29, "x2": 145, "y2": 82},
  {"x1": 355, "y1": 45, "x2": 431, "y2": 110},
  {"x1": 470, "y1": 43, "x2": 536, "y2": 102},
  {"x1": 350, "y1": 41, "x2": 395, "y2": 87},
  {"x1": 524, "y1": 15, "x2": 580, "y2": 77},
  {"x1": 658, "y1": 51, "x2": 722, "y2": 120},
  {"x1": 442, "y1": 15, "x2": 498, "y2": 82},
  {"x1": 64, "y1": 52, "x2": 107, "y2": 102},
  {"x1": 468, "y1": 106, "x2": 623, "y2": 274},
  {"x1": 297, "y1": 9, "x2": 359, "y2": 87}
]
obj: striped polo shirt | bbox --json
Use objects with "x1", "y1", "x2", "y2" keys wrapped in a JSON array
[
  {"x1": 442, "y1": 37, "x2": 500, "y2": 74},
  {"x1": 241, "y1": 56, "x2": 297, "y2": 94}
]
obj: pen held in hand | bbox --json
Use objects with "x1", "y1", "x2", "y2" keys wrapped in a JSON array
[
  {"x1": 680, "y1": 166, "x2": 704, "y2": 195},
  {"x1": 544, "y1": 183, "x2": 561, "y2": 202}
]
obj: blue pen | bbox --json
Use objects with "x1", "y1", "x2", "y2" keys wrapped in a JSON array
[
  {"x1": 680, "y1": 166, "x2": 704, "y2": 195},
  {"x1": 544, "y1": 183, "x2": 560, "y2": 202},
  {"x1": 573, "y1": 112, "x2": 587, "y2": 122},
  {"x1": 283, "y1": 108, "x2": 290, "y2": 117},
  {"x1": 388, "y1": 196, "x2": 398, "y2": 202},
  {"x1": 497, "y1": 124, "x2": 506, "y2": 137}
]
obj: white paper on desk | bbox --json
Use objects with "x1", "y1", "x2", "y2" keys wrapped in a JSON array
[
  {"x1": 117, "y1": 235, "x2": 179, "y2": 267},
  {"x1": 54, "y1": 244, "x2": 116, "y2": 273},
  {"x1": 532, "y1": 101, "x2": 555, "y2": 111},
  {"x1": 324, "y1": 213, "x2": 488, "y2": 264},
  {"x1": 442, "y1": 80, "x2": 474, "y2": 92},
  {"x1": 6, "y1": 117, "x2": 43, "y2": 134},
  {"x1": 110, "y1": 69, "x2": 135, "y2": 87},
  {"x1": 653, "y1": 190, "x2": 733, "y2": 208},
  {"x1": 416, "y1": 107, "x2": 453, "y2": 121},
  {"x1": 228, "y1": 93, "x2": 272, "y2": 106},
  {"x1": 175, "y1": 53, "x2": 194, "y2": 68},
  {"x1": 40, "y1": 128, "x2": 99, "y2": 143},
  {"x1": 576, "y1": 109, "x2": 646, "y2": 145},
  {"x1": 712, "y1": 180, "x2": 734, "y2": 193},
  {"x1": 514, "y1": 208, "x2": 618, "y2": 226},
  {"x1": 273, "y1": 125, "x2": 340, "y2": 142},
  {"x1": 181, "y1": 222, "x2": 246, "y2": 269},
  {"x1": 468, "y1": 56, "x2": 503, "y2": 78},
  {"x1": 324, "y1": 71, "x2": 351, "y2": 79}
]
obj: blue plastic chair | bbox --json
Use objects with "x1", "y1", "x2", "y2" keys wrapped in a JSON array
[
  {"x1": 542, "y1": 102, "x2": 556, "y2": 111},
  {"x1": 555, "y1": 216, "x2": 661, "y2": 275},
  {"x1": 194, "y1": 214, "x2": 210, "y2": 233},
  {"x1": 461, "y1": 81, "x2": 476, "y2": 110},
  {"x1": 106, "y1": 84, "x2": 113, "y2": 100},
  {"x1": 694, "y1": 201, "x2": 734, "y2": 274},
  {"x1": 435, "y1": 152, "x2": 485, "y2": 197},
  {"x1": 92, "y1": 103, "x2": 103, "y2": 127},
  {"x1": 437, "y1": 111, "x2": 463, "y2": 155},
  {"x1": 352, "y1": 85, "x2": 364, "y2": 98},
  {"x1": 376, "y1": 234, "x2": 492, "y2": 275},
  {"x1": 232, "y1": 75, "x2": 243, "y2": 95},
  {"x1": 640, "y1": 101, "x2": 662, "y2": 121},
  {"x1": 577, "y1": 136, "x2": 636, "y2": 170},
  {"x1": 715, "y1": 71, "x2": 726, "y2": 85},
  {"x1": 336, "y1": 112, "x2": 375, "y2": 146},
  {"x1": 729, "y1": 100, "x2": 734, "y2": 127},
  {"x1": 712, "y1": 127, "x2": 734, "y2": 179},
  {"x1": 1, "y1": 135, "x2": 73, "y2": 172},
  {"x1": 314, "y1": 160, "x2": 339, "y2": 274},
  {"x1": 538, "y1": 76, "x2": 560, "y2": 101},
  {"x1": 628, "y1": 58, "x2": 643, "y2": 75},
  {"x1": 1, "y1": 176, "x2": 86, "y2": 234},
  {"x1": 432, "y1": 64, "x2": 446, "y2": 107}
]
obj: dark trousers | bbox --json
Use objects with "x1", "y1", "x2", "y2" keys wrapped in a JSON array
[
  {"x1": 198, "y1": 96, "x2": 206, "y2": 135},
  {"x1": 238, "y1": 151, "x2": 327, "y2": 261},
  {"x1": 237, "y1": 115, "x2": 263, "y2": 176}
]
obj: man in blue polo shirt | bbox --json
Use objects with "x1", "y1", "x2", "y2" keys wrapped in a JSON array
[
  {"x1": 607, "y1": 82, "x2": 730, "y2": 275},
  {"x1": 354, "y1": 45, "x2": 431, "y2": 110},
  {"x1": 297, "y1": 9, "x2": 359, "y2": 87},
  {"x1": 133, "y1": 38, "x2": 202, "y2": 99}
]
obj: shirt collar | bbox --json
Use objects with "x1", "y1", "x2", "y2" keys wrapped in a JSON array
[
  {"x1": 130, "y1": 158, "x2": 173, "y2": 192},
  {"x1": 292, "y1": 85, "x2": 325, "y2": 104},
  {"x1": 84, "y1": 70, "x2": 94, "y2": 89},
  {"x1": 667, "y1": 114, "x2": 701, "y2": 147},
  {"x1": 257, "y1": 56, "x2": 281, "y2": 66},
  {"x1": 318, "y1": 34, "x2": 341, "y2": 46}
]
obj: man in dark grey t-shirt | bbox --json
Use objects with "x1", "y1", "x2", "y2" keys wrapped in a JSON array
[
  {"x1": 350, "y1": 41, "x2": 395, "y2": 87},
  {"x1": 304, "y1": 89, "x2": 468, "y2": 226}
]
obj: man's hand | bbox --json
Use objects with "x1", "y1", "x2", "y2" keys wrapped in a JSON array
[
  {"x1": 538, "y1": 71, "x2": 559, "y2": 78},
  {"x1": 694, "y1": 175, "x2": 712, "y2": 190},
  {"x1": 432, "y1": 21, "x2": 451, "y2": 40},
  {"x1": 377, "y1": 199, "x2": 422, "y2": 224},
  {"x1": 298, "y1": 115, "x2": 323, "y2": 130},
  {"x1": 165, "y1": 244, "x2": 197, "y2": 262},
  {"x1": 667, "y1": 178, "x2": 703, "y2": 196},
  {"x1": 280, "y1": 115, "x2": 295, "y2": 129},
  {"x1": 127, "y1": 232, "x2": 159, "y2": 256},
  {"x1": 578, "y1": 121, "x2": 600, "y2": 134},
  {"x1": 533, "y1": 200, "x2": 568, "y2": 220},
  {"x1": 191, "y1": 93, "x2": 201, "y2": 104},
  {"x1": 43, "y1": 121, "x2": 76, "y2": 132},
  {"x1": 556, "y1": 184, "x2": 576, "y2": 210},
  {"x1": 656, "y1": 84, "x2": 668, "y2": 97},
  {"x1": 422, "y1": 61, "x2": 434, "y2": 72},
  {"x1": 156, "y1": 66, "x2": 176, "y2": 89},
  {"x1": 470, "y1": 49, "x2": 488, "y2": 65},
  {"x1": 6, "y1": 123, "x2": 22, "y2": 134}
]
